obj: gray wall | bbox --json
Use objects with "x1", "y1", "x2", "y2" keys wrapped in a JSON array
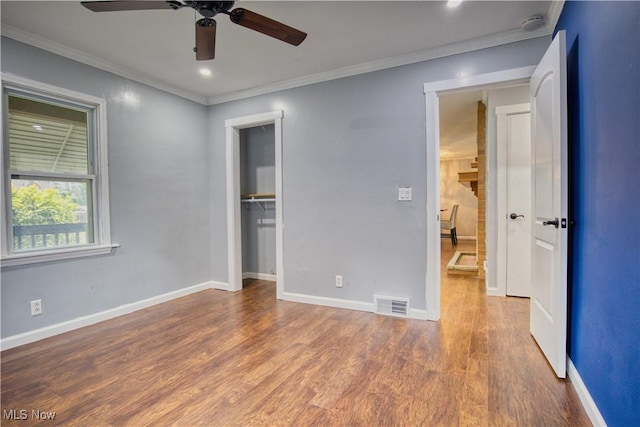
[
  {"x1": 1, "y1": 38, "x2": 211, "y2": 337},
  {"x1": 208, "y1": 37, "x2": 549, "y2": 310},
  {"x1": 1, "y1": 34, "x2": 549, "y2": 339},
  {"x1": 485, "y1": 84, "x2": 530, "y2": 288},
  {"x1": 240, "y1": 125, "x2": 276, "y2": 275}
]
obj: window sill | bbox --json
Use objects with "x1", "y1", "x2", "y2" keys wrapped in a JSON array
[{"x1": 1, "y1": 243, "x2": 120, "y2": 268}]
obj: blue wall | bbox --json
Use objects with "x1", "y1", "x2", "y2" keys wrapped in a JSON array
[{"x1": 555, "y1": 2, "x2": 640, "y2": 426}]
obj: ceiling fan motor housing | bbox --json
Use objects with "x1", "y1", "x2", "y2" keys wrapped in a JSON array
[{"x1": 190, "y1": 1, "x2": 235, "y2": 18}]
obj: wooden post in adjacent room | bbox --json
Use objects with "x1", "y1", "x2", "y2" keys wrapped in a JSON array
[{"x1": 476, "y1": 101, "x2": 487, "y2": 279}]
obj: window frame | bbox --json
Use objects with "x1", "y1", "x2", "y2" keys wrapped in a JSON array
[{"x1": 1, "y1": 73, "x2": 117, "y2": 267}]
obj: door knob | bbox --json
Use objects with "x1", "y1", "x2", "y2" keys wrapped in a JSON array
[
  {"x1": 543, "y1": 218, "x2": 559, "y2": 228},
  {"x1": 509, "y1": 213, "x2": 525, "y2": 220}
]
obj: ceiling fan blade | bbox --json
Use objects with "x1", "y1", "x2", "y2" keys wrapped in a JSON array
[
  {"x1": 229, "y1": 8, "x2": 307, "y2": 46},
  {"x1": 81, "y1": 1, "x2": 176, "y2": 12},
  {"x1": 195, "y1": 18, "x2": 216, "y2": 61}
]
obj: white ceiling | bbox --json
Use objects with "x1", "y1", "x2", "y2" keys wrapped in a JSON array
[{"x1": 1, "y1": 1, "x2": 557, "y2": 105}]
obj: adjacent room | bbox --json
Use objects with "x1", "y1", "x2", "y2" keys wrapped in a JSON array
[{"x1": 1, "y1": 1, "x2": 638, "y2": 426}]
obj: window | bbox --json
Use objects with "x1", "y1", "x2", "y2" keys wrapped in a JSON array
[{"x1": 1, "y1": 74, "x2": 116, "y2": 266}]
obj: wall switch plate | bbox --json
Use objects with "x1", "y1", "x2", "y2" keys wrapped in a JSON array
[
  {"x1": 31, "y1": 299, "x2": 42, "y2": 316},
  {"x1": 398, "y1": 187, "x2": 412, "y2": 201},
  {"x1": 335, "y1": 275, "x2": 343, "y2": 288}
]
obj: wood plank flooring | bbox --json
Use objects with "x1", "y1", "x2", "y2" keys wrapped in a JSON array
[{"x1": 1, "y1": 245, "x2": 590, "y2": 426}]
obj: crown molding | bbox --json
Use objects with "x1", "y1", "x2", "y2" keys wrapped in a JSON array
[
  {"x1": 547, "y1": 0, "x2": 566, "y2": 31},
  {"x1": 2, "y1": 0, "x2": 561, "y2": 108},
  {"x1": 1, "y1": 25, "x2": 207, "y2": 105},
  {"x1": 206, "y1": 25, "x2": 552, "y2": 105}
]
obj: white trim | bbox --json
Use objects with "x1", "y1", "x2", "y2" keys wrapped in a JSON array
[
  {"x1": 425, "y1": 91, "x2": 441, "y2": 321},
  {"x1": 208, "y1": 28, "x2": 550, "y2": 105},
  {"x1": 224, "y1": 111, "x2": 283, "y2": 129},
  {"x1": 495, "y1": 102, "x2": 531, "y2": 297},
  {"x1": 1, "y1": 243, "x2": 119, "y2": 268},
  {"x1": 1, "y1": 74, "x2": 116, "y2": 267},
  {"x1": 2, "y1": 11, "x2": 554, "y2": 107},
  {"x1": 0, "y1": 281, "x2": 217, "y2": 351},
  {"x1": 568, "y1": 358, "x2": 607, "y2": 427},
  {"x1": 1, "y1": 26, "x2": 207, "y2": 105},
  {"x1": 410, "y1": 308, "x2": 429, "y2": 320},
  {"x1": 274, "y1": 117, "x2": 284, "y2": 299},
  {"x1": 424, "y1": 66, "x2": 536, "y2": 321},
  {"x1": 424, "y1": 66, "x2": 536, "y2": 94},
  {"x1": 226, "y1": 125, "x2": 243, "y2": 292},
  {"x1": 282, "y1": 292, "x2": 428, "y2": 320},
  {"x1": 242, "y1": 272, "x2": 277, "y2": 282},
  {"x1": 225, "y1": 111, "x2": 284, "y2": 298},
  {"x1": 210, "y1": 280, "x2": 232, "y2": 291},
  {"x1": 1, "y1": 72, "x2": 106, "y2": 105},
  {"x1": 282, "y1": 292, "x2": 373, "y2": 312},
  {"x1": 547, "y1": 1, "x2": 567, "y2": 32}
]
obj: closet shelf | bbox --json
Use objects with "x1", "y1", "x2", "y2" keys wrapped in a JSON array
[
  {"x1": 241, "y1": 193, "x2": 275, "y2": 201},
  {"x1": 241, "y1": 193, "x2": 275, "y2": 212}
]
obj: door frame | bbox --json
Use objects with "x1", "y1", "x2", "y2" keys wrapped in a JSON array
[
  {"x1": 225, "y1": 110, "x2": 284, "y2": 299},
  {"x1": 494, "y1": 102, "x2": 531, "y2": 297},
  {"x1": 423, "y1": 66, "x2": 535, "y2": 320}
]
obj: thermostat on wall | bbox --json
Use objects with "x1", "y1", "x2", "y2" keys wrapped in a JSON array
[{"x1": 398, "y1": 187, "x2": 412, "y2": 201}]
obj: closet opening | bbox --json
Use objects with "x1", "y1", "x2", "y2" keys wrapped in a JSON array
[
  {"x1": 225, "y1": 110, "x2": 284, "y2": 297},
  {"x1": 240, "y1": 125, "x2": 277, "y2": 283}
]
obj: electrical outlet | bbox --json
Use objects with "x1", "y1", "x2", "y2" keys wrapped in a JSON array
[
  {"x1": 335, "y1": 275, "x2": 343, "y2": 288},
  {"x1": 31, "y1": 299, "x2": 42, "y2": 316}
]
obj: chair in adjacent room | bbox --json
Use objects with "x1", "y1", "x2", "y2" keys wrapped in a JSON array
[{"x1": 441, "y1": 204, "x2": 459, "y2": 246}]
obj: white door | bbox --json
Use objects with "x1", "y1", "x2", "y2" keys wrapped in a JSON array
[
  {"x1": 497, "y1": 104, "x2": 532, "y2": 297},
  {"x1": 529, "y1": 31, "x2": 568, "y2": 378}
]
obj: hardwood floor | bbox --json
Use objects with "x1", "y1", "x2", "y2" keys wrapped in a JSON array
[{"x1": 1, "y1": 255, "x2": 590, "y2": 426}]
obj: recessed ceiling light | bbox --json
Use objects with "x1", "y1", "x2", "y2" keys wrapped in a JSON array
[
  {"x1": 199, "y1": 68, "x2": 212, "y2": 77},
  {"x1": 447, "y1": 0, "x2": 463, "y2": 8}
]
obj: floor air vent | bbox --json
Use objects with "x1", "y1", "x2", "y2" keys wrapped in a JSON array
[{"x1": 374, "y1": 295, "x2": 410, "y2": 318}]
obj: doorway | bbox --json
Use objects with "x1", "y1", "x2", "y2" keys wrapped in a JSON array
[
  {"x1": 424, "y1": 67, "x2": 535, "y2": 321},
  {"x1": 438, "y1": 91, "x2": 483, "y2": 277},
  {"x1": 426, "y1": 34, "x2": 569, "y2": 379},
  {"x1": 495, "y1": 103, "x2": 532, "y2": 297},
  {"x1": 225, "y1": 111, "x2": 284, "y2": 298},
  {"x1": 240, "y1": 124, "x2": 277, "y2": 282}
]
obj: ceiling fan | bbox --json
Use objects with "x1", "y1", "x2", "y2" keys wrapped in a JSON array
[{"x1": 81, "y1": 1, "x2": 307, "y2": 61}]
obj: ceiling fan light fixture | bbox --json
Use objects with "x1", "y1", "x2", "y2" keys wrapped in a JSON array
[{"x1": 195, "y1": 17, "x2": 217, "y2": 60}]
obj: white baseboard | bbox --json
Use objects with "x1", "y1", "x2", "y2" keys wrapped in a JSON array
[
  {"x1": 1, "y1": 281, "x2": 426, "y2": 351},
  {"x1": 567, "y1": 358, "x2": 607, "y2": 427},
  {"x1": 0, "y1": 281, "x2": 218, "y2": 351},
  {"x1": 410, "y1": 308, "x2": 429, "y2": 320},
  {"x1": 242, "y1": 272, "x2": 276, "y2": 282},
  {"x1": 210, "y1": 280, "x2": 232, "y2": 291},
  {"x1": 486, "y1": 288, "x2": 504, "y2": 297},
  {"x1": 281, "y1": 292, "x2": 428, "y2": 320},
  {"x1": 282, "y1": 291, "x2": 373, "y2": 312}
]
